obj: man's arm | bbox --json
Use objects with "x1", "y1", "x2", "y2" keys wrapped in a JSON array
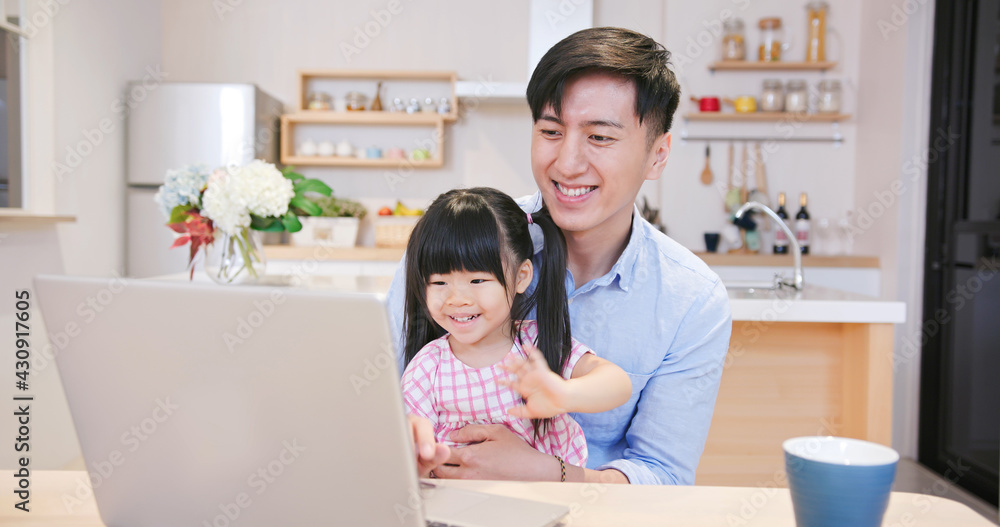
[
  {"x1": 595, "y1": 279, "x2": 732, "y2": 485},
  {"x1": 386, "y1": 257, "x2": 408, "y2": 372}
]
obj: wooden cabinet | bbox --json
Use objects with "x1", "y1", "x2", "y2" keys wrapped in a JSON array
[{"x1": 280, "y1": 70, "x2": 457, "y2": 168}]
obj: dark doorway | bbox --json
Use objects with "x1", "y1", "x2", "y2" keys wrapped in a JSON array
[{"x1": 920, "y1": 0, "x2": 1000, "y2": 507}]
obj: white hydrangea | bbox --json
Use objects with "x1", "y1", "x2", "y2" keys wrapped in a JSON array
[
  {"x1": 239, "y1": 160, "x2": 295, "y2": 219},
  {"x1": 200, "y1": 161, "x2": 294, "y2": 236}
]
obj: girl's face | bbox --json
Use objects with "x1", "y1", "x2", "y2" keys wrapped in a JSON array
[{"x1": 425, "y1": 261, "x2": 533, "y2": 354}]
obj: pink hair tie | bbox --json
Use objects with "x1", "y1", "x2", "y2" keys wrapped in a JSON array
[{"x1": 526, "y1": 212, "x2": 533, "y2": 224}]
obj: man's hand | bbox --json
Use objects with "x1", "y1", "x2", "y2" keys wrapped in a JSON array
[
  {"x1": 501, "y1": 340, "x2": 570, "y2": 419},
  {"x1": 432, "y1": 424, "x2": 559, "y2": 481},
  {"x1": 407, "y1": 415, "x2": 449, "y2": 478}
]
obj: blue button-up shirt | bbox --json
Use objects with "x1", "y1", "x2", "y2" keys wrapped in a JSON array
[{"x1": 387, "y1": 193, "x2": 732, "y2": 485}]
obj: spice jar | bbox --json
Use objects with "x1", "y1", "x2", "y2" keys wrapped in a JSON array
[
  {"x1": 306, "y1": 91, "x2": 331, "y2": 111},
  {"x1": 758, "y1": 17, "x2": 784, "y2": 62},
  {"x1": 760, "y1": 79, "x2": 784, "y2": 112},
  {"x1": 784, "y1": 80, "x2": 808, "y2": 113},
  {"x1": 806, "y1": 1, "x2": 829, "y2": 62},
  {"x1": 721, "y1": 18, "x2": 746, "y2": 61},
  {"x1": 345, "y1": 91, "x2": 367, "y2": 111},
  {"x1": 817, "y1": 79, "x2": 841, "y2": 113},
  {"x1": 422, "y1": 97, "x2": 437, "y2": 113}
]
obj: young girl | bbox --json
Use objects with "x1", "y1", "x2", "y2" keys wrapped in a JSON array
[{"x1": 400, "y1": 187, "x2": 631, "y2": 471}]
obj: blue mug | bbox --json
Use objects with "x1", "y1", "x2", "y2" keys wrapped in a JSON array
[{"x1": 784, "y1": 437, "x2": 899, "y2": 527}]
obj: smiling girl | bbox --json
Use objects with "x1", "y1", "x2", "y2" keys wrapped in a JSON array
[{"x1": 400, "y1": 187, "x2": 631, "y2": 471}]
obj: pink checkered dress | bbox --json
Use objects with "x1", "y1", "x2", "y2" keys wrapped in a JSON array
[{"x1": 401, "y1": 320, "x2": 591, "y2": 467}]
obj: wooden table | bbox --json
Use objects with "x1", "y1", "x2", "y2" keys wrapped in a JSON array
[{"x1": 3, "y1": 471, "x2": 993, "y2": 526}]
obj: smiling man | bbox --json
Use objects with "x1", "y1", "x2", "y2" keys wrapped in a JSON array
[{"x1": 393, "y1": 27, "x2": 732, "y2": 485}]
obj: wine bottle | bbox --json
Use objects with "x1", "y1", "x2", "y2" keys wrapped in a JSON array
[
  {"x1": 773, "y1": 192, "x2": 790, "y2": 254},
  {"x1": 796, "y1": 192, "x2": 811, "y2": 255}
]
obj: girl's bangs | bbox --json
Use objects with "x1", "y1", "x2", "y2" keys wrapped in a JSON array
[{"x1": 415, "y1": 205, "x2": 507, "y2": 283}]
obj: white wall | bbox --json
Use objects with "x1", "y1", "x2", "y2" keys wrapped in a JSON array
[{"x1": 0, "y1": 0, "x2": 162, "y2": 470}]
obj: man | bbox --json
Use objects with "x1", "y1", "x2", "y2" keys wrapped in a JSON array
[{"x1": 397, "y1": 27, "x2": 731, "y2": 485}]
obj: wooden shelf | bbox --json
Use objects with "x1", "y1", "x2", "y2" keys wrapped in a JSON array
[
  {"x1": 0, "y1": 210, "x2": 76, "y2": 224},
  {"x1": 298, "y1": 69, "x2": 457, "y2": 121},
  {"x1": 709, "y1": 61, "x2": 837, "y2": 71},
  {"x1": 264, "y1": 245, "x2": 404, "y2": 262},
  {"x1": 280, "y1": 111, "x2": 445, "y2": 168},
  {"x1": 284, "y1": 69, "x2": 456, "y2": 168},
  {"x1": 684, "y1": 112, "x2": 851, "y2": 122},
  {"x1": 280, "y1": 155, "x2": 443, "y2": 168},
  {"x1": 285, "y1": 111, "x2": 445, "y2": 125},
  {"x1": 694, "y1": 253, "x2": 879, "y2": 268}
]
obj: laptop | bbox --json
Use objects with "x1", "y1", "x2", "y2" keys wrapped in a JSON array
[{"x1": 35, "y1": 275, "x2": 569, "y2": 527}]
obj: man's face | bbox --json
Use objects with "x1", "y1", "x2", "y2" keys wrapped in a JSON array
[{"x1": 531, "y1": 71, "x2": 670, "y2": 241}]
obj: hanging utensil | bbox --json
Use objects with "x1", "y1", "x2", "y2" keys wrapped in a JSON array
[
  {"x1": 723, "y1": 142, "x2": 734, "y2": 212},
  {"x1": 748, "y1": 142, "x2": 772, "y2": 230},
  {"x1": 724, "y1": 143, "x2": 745, "y2": 213},
  {"x1": 700, "y1": 145, "x2": 713, "y2": 185}
]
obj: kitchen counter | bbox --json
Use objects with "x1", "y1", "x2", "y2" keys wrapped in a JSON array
[
  {"x1": 701, "y1": 284, "x2": 903, "y2": 486},
  {"x1": 728, "y1": 284, "x2": 905, "y2": 323}
]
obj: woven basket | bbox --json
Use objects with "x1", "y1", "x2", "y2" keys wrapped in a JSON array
[{"x1": 375, "y1": 216, "x2": 420, "y2": 248}]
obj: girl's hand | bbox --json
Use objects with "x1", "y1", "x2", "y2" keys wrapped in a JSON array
[
  {"x1": 501, "y1": 340, "x2": 569, "y2": 419},
  {"x1": 407, "y1": 415, "x2": 449, "y2": 478}
]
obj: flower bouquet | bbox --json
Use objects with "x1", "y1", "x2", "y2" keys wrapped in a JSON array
[{"x1": 154, "y1": 161, "x2": 331, "y2": 283}]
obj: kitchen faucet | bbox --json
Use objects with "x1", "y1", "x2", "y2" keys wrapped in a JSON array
[{"x1": 734, "y1": 201, "x2": 804, "y2": 290}]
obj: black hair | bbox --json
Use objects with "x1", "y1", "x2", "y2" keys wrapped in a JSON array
[
  {"x1": 526, "y1": 26, "x2": 681, "y2": 146},
  {"x1": 402, "y1": 188, "x2": 570, "y2": 437}
]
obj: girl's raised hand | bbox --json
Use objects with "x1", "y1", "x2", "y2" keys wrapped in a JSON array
[{"x1": 501, "y1": 340, "x2": 569, "y2": 419}]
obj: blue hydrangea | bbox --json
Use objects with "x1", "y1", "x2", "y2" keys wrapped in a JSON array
[{"x1": 153, "y1": 165, "x2": 211, "y2": 220}]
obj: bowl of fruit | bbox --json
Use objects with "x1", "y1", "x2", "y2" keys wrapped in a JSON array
[{"x1": 375, "y1": 201, "x2": 424, "y2": 248}]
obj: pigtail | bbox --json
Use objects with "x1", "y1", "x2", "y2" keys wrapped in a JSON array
[
  {"x1": 510, "y1": 204, "x2": 572, "y2": 442},
  {"x1": 527, "y1": 206, "x2": 573, "y2": 374}
]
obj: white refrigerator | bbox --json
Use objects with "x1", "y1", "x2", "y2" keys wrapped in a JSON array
[{"x1": 125, "y1": 82, "x2": 282, "y2": 278}]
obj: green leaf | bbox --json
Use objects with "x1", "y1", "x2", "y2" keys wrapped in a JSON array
[
  {"x1": 250, "y1": 215, "x2": 283, "y2": 232},
  {"x1": 282, "y1": 166, "x2": 305, "y2": 181},
  {"x1": 293, "y1": 178, "x2": 332, "y2": 196},
  {"x1": 168, "y1": 204, "x2": 194, "y2": 224},
  {"x1": 281, "y1": 212, "x2": 303, "y2": 233},
  {"x1": 290, "y1": 196, "x2": 322, "y2": 217}
]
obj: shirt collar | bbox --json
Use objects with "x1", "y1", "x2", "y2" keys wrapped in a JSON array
[{"x1": 587, "y1": 205, "x2": 645, "y2": 293}]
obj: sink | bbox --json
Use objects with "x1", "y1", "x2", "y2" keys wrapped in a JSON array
[{"x1": 723, "y1": 280, "x2": 779, "y2": 291}]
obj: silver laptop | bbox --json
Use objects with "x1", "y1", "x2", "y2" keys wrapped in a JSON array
[{"x1": 35, "y1": 275, "x2": 569, "y2": 527}]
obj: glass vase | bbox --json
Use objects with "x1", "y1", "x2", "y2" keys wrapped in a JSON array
[{"x1": 204, "y1": 227, "x2": 266, "y2": 284}]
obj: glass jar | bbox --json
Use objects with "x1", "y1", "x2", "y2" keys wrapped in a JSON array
[
  {"x1": 306, "y1": 91, "x2": 331, "y2": 111},
  {"x1": 758, "y1": 17, "x2": 783, "y2": 62},
  {"x1": 784, "y1": 80, "x2": 808, "y2": 113},
  {"x1": 721, "y1": 18, "x2": 746, "y2": 61},
  {"x1": 760, "y1": 79, "x2": 784, "y2": 112},
  {"x1": 817, "y1": 79, "x2": 842, "y2": 113},
  {"x1": 806, "y1": 1, "x2": 829, "y2": 62},
  {"x1": 345, "y1": 91, "x2": 367, "y2": 111}
]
